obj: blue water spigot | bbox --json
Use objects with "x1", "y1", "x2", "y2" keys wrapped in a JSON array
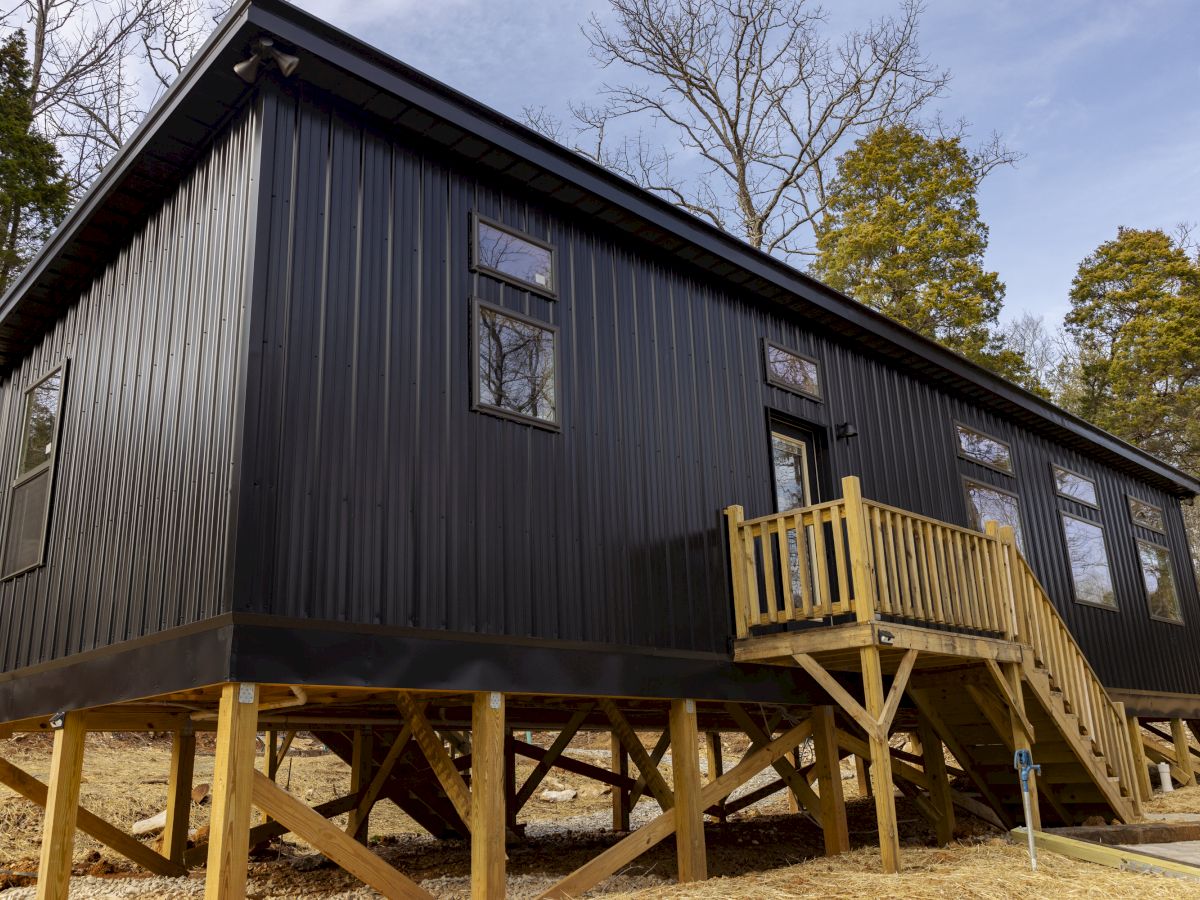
[{"x1": 1013, "y1": 748, "x2": 1041, "y2": 793}]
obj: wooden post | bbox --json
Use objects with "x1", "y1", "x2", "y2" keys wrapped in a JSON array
[
  {"x1": 347, "y1": 728, "x2": 374, "y2": 842},
  {"x1": 812, "y1": 706, "x2": 849, "y2": 855},
  {"x1": 471, "y1": 692, "x2": 506, "y2": 900},
  {"x1": 669, "y1": 699, "x2": 707, "y2": 883},
  {"x1": 1127, "y1": 715, "x2": 1153, "y2": 803},
  {"x1": 856, "y1": 755, "x2": 872, "y2": 798},
  {"x1": 786, "y1": 749, "x2": 801, "y2": 813},
  {"x1": 841, "y1": 476, "x2": 877, "y2": 622},
  {"x1": 611, "y1": 732, "x2": 630, "y2": 831},
  {"x1": 36, "y1": 711, "x2": 87, "y2": 900},
  {"x1": 205, "y1": 683, "x2": 260, "y2": 900},
  {"x1": 1002, "y1": 661, "x2": 1040, "y2": 830},
  {"x1": 916, "y1": 713, "x2": 954, "y2": 845},
  {"x1": 703, "y1": 732, "x2": 727, "y2": 823},
  {"x1": 504, "y1": 728, "x2": 518, "y2": 831},
  {"x1": 1171, "y1": 719, "x2": 1196, "y2": 787},
  {"x1": 860, "y1": 645, "x2": 900, "y2": 873},
  {"x1": 726, "y1": 505, "x2": 750, "y2": 638},
  {"x1": 163, "y1": 727, "x2": 196, "y2": 866}
]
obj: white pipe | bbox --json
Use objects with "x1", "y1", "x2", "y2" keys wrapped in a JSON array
[{"x1": 1159, "y1": 761, "x2": 1175, "y2": 792}]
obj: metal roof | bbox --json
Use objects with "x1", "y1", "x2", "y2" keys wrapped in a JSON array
[{"x1": 1, "y1": 0, "x2": 1196, "y2": 497}]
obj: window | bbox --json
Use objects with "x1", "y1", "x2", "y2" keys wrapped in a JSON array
[
  {"x1": 1127, "y1": 496, "x2": 1165, "y2": 534},
  {"x1": 771, "y1": 432, "x2": 812, "y2": 511},
  {"x1": 1052, "y1": 465, "x2": 1098, "y2": 507},
  {"x1": 1137, "y1": 540, "x2": 1183, "y2": 624},
  {"x1": 472, "y1": 300, "x2": 559, "y2": 429},
  {"x1": 955, "y1": 423, "x2": 1013, "y2": 474},
  {"x1": 3, "y1": 365, "x2": 66, "y2": 579},
  {"x1": 471, "y1": 213, "x2": 556, "y2": 297},
  {"x1": 764, "y1": 341, "x2": 821, "y2": 400},
  {"x1": 1060, "y1": 513, "x2": 1116, "y2": 609},
  {"x1": 963, "y1": 479, "x2": 1024, "y2": 551}
]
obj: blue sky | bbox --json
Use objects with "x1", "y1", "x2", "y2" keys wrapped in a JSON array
[{"x1": 298, "y1": 0, "x2": 1200, "y2": 328}]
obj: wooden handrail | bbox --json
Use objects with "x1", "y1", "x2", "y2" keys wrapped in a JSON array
[{"x1": 725, "y1": 475, "x2": 1139, "y2": 814}]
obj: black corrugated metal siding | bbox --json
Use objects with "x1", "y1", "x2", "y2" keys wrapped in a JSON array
[
  {"x1": 0, "y1": 108, "x2": 258, "y2": 672},
  {"x1": 234, "y1": 87, "x2": 1200, "y2": 696}
]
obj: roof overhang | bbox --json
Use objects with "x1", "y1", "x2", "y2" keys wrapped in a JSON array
[{"x1": 1, "y1": 0, "x2": 1196, "y2": 498}]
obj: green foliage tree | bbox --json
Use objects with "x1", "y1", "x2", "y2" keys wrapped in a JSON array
[
  {"x1": 1062, "y1": 226, "x2": 1200, "y2": 473},
  {"x1": 812, "y1": 123, "x2": 1028, "y2": 381},
  {"x1": 0, "y1": 31, "x2": 69, "y2": 292}
]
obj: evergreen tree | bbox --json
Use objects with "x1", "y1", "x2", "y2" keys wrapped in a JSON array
[
  {"x1": 812, "y1": 124, "x2": 1026, "y2": 380},
  {"x1": 0, "y1": 32, "x2": 70, "y2": 292}
]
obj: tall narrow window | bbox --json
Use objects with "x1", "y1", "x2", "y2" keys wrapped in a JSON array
[
  {"x1": 4, "y1": 365, "x2": 66, "y2": 578},
  {"x1": 963, "y1": 479, "x2": 1024, "y2": 551},
  {"x1": 764, "y1": 341, "x2": 821, "y2": 400},
  {"x1": 1060, "y1": 513, "x2": 1116, "y2": 609},
  {"x1": 471, "y1": 213, "x2": 556, "y2": 297},
  {"x1": 1137, "y1": 540, "x2": 1183, "y2": 624},
  {"x1": 955, "y1": 423, "x2": 1013, "y2": 474},
  {"x1": 472, "y1": 300, "x2": 559, "y2": 429}
]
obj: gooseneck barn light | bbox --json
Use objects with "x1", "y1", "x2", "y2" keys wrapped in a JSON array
[{"x1": 233, "y1": 37, "x2": 300, "y2": 82}]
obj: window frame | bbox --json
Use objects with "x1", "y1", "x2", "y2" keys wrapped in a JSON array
[
  {"x1": 762, "y1": 339, "x2": 822, "y2": 401},
  {"x1": 1050, "y1": 463, "x2": 1100, "y2": 510},
  {"x1": 1135, "y1": 538, "x2": 1185, "y2": 626},
  {"x1": 469, "y1": 211, "x2": 558, "y2": 300},
  {"x1": 1058, "y1": 510, "x2": 1119, "y2": 612},
  {"x1": 954, "y1": 421, "x2": 1015, "y2": 475},
  {"x1": 1126, "y1": 494, "x2": 1165, "y2": 535},
  {"x1": 3, "y1": 361, "x2": 68, "y2": 581},
  {"x1": 469, "y1": 298, "x2": 561, "y2": 432},
  {"x1": 961, "y1": 475, "x2": 1024, "y2": 548}
]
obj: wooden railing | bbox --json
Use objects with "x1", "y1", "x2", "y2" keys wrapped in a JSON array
[{"x1": 725, "y1": 475, "x2": 1138, "y2": 810}]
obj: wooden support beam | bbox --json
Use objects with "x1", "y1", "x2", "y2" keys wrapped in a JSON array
[
  {"x1": 163, "y1": 729, "x2": 196, "y2": 866},
  {"x1": 347, "y1": 728, "x2": 374, "y2": 843},
  {"x1": 277, "y1": 730, "x2": 297, "y2": 763},
  {"x1": 514, "y1": 706, "x2": 592, "y2": 812},
  {"x1": 186, "y1": 792, "x2": 361, "y2": 867},
  {"x1": 1127, "y1": 716, "x2": 1153, "y2": 804},
  {"x1": 471, "y1": 692, "x2": 506, "y2": 900},
  {"x1": 537, "y1": 717, "x2": 815, "y2": 899},
  {"x1": 794, "y1": 653, "x2": 879, "y2": 739},
  {"x1": 205, "y1": 684, "x2": 260, "y2": 900},
  {"x1": 878, "y1": 650, "x2": 918, "y2": 732},
  {"x1": 349, "y1": 723, "x2": 414, "y2": 841},
  {"x1": 509, "y1": 738, "x2": 637, "y2": 792},
  {"x1": 1014, "y1": 827, "x2": 1200, "y2": 882},
  {"x1": 1173, "y1": 719, "x2": 1196, "y2": 787},
  {"x1": 35, "y1": 712, "x2": 87, "y2": 900},
  {"x1": 628, "y1": 729, "x2": 671, "y2": 808},
  {"x1": 1141, "y1": 736, "x2": 1188, "y2": 784},
  {"x1": 726, "y1": 704, "x2": 821, "y2": 827},
  {"x1": 916, "y1": 713, "x2": 954, "y2": 846},
  {"x1": 504, "y1": 729, "x2": 517, "y2": 830},
  {"x1": 0, "y1": 755, "x2": 186, "y2": 877},
  {"x1": 252, "y1": 772, "x2": 433, "y2": 898},
  {"x1": 669, "y1": 700, "x2": 706, "y2": 884},
  {"x1": 986, "y1": 659, "x2": 1036, "y2": 742},
  {"x1": 703, "y1": 732, "x2": 726, "y2": 823},
  {"x1": 856, "y1": 755, "x2": 872, "y2": 797},
  {"x1": 812, "y1": 706, "x2": 849, "y2": 856},
  {"x1": 612, "y1": 732, "x2": 630, "y2": 832},
  {"x1": 398, "y1": 693, "x2": 473, "y2": 826},
  {"x1": 861, "y1": 644, "x2": 900, "y2": 874},
  {"x1": 600, "y1": 699, "x2": 674, "y2": 811}
]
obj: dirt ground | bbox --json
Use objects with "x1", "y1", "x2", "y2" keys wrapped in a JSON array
[{"x1": 0, "y1": 731, "x2": 1198, "y2": 898}]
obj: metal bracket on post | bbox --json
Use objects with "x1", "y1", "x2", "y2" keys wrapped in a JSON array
[{"x1": 1014, "y1": 748, "x2": 1042, "y2": 871}]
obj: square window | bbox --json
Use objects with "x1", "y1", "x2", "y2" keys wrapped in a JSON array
[
  {"x1": 472, "y1": 301, "x2": 558, "y2": 428},
  {"x1": 472, "y1": 214, "x2": 555, "y2": 296},
  {"x1": 1060, "y1": 513, "x2": 1116, "y2": 609},
  {"x1": 764, "y1": 341, "x2": 821, "y2": 399},
  {"x1": 963, "y1": 479, "x2": 1023, "y2": 551},
  {"x1": 1127, "y1": 496, "x2": 1165, "y2": 534},
  {"x1": 1137, "y1": 540, "x2": 1183, "y2": 624},
  {"x1": 956, "y1": 423, "x2": 1013, "y2": 474},
  {"x1": 1052, "y1": 464, "x2": 1098, "y2": 507}
]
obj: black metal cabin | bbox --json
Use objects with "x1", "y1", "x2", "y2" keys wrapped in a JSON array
[{"x1": 0, "y1": 0, "x2": 1197, "y2": 723}]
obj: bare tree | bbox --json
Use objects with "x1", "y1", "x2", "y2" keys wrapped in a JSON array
[
  {"x1": 4, "y1": 0, "x2": 232, "y2": 190},
  {"x1": 527, "y1": 0, "x2": 949, "y2": 255}
]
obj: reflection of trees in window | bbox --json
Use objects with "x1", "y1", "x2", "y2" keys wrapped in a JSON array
[
  {"x1": 477, "y1": 306, "x2": 556, "y2": 424},
  {"x1": 1052, "y1": 465, "x2": 1097, "y2": 506},
  {"x1": 1138, "y1": 540, "x2": 1183, "y2": 623},
  {"x1": 964, "y1": 480, "x2": 1023, "y2": 551},
  {"x1": 1128, "y1": 497, "x2": 1164, "y2": 533},
  {"x1": 477, "y1": 221, "x2": 553, "y2": 290},
  {"x1": 956, "y1": 424, "x2": 1012, "y2": 472},
  {"x1": 765, "y1": 344, "x2": 820, "y2": 398},
  {"x1": 19, "y1": 371, "x2": 61, "y2": 475},
  {"x1": 1061, "y1": 514, "x2": 1115, "y2": 608}
]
